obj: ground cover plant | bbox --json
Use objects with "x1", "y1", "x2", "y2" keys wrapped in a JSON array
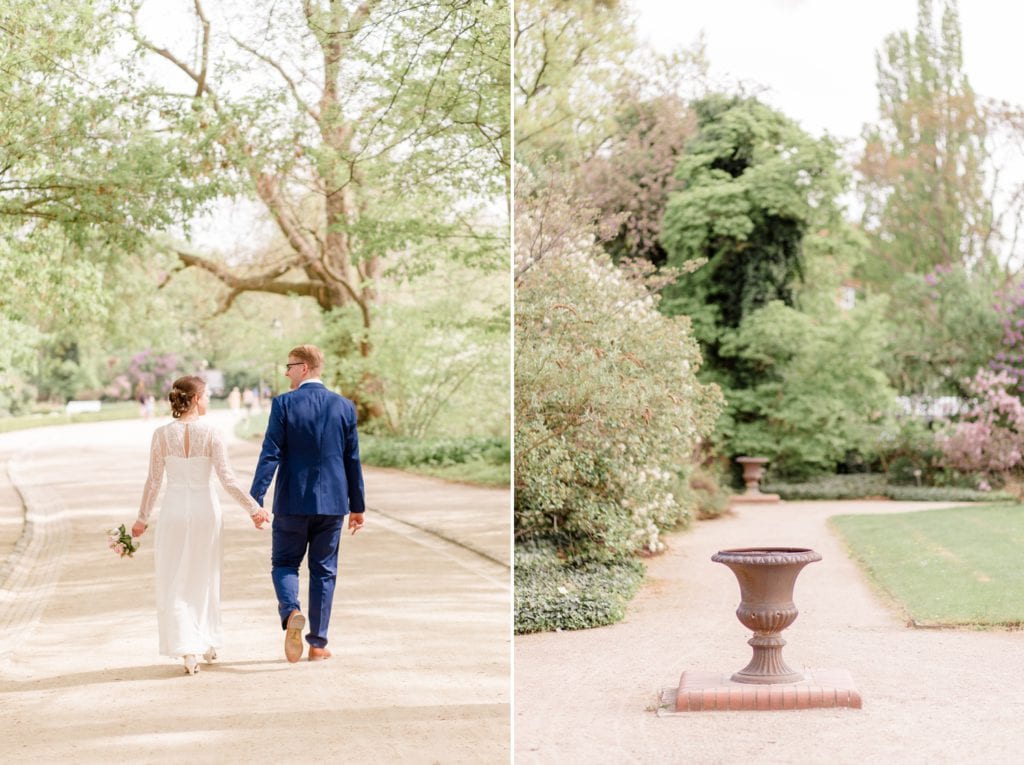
[
  {"x1": 514, "y1": 543, "x2": 644, "y2": 633},
  {"x1": 763, "y1": 474, "x2": 1014, "y2": 502},
  {"x1": 236, "y1": 413, "x2": 508, "y2": 487},
  {"x1": 830, "y1": 503, "x2": 1024, "y2": 626}
]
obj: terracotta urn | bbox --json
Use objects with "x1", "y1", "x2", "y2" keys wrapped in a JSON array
[
  {"x1": 712, "y1": 547, "x2": 822, "y2": 684},
  {"x1": 736, "y1": 456, "x2": 771, "y2": 495}
]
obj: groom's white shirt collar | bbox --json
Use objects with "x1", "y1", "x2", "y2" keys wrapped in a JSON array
[{"x1": 299, "y1": 378, "x2": 323, "y2": 387}]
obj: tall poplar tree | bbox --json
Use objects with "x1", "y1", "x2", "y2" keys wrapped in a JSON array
[{"x1": 857, "y1": 0, "x2": 995, "y2": 284}]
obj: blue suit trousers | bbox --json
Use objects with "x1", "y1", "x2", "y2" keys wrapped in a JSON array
[{"x1": 271, "y1": 514, "x2": 345, "y2": 648}]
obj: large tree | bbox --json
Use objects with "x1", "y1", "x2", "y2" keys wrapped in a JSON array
[
  {"x1": 514, "y1": 0, "x2": 633, "y2": 162},
  {"x1": 0, "y1": 1, "x2": 217, "y2": 326},
  {"x1": 857, "y1": 0, "x2": 1014, "y2": 284},
  {"x1": 856, "y1": 0, "x2": 1024, "y2": 397},
  {"x1": 659, "y1": 94, "x2": 845, "y2": 367},
  {"x1": 128, "y1": 0, "x2": 509, "y2": 359}
]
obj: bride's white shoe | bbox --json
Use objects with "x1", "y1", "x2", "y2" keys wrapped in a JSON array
[
  {"x1": 183, "y1": 654, "x2": 200, "y2": 675},
  {"x1": 203, "y1": 648, "x2": 217, "y2": 663}
]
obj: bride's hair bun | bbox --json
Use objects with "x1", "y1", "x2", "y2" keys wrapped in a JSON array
[{"x1": 169, "y1": 375, "x2": 206, "y2": 418}]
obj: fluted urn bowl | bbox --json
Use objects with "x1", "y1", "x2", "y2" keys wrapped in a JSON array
[{"x1": 712, "y1": 547, "x2": 822, "y2": 684}]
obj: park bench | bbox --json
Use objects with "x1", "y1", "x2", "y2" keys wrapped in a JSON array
[{"x1": 65, "y1": 400, "x2": 102, "y2": 414}]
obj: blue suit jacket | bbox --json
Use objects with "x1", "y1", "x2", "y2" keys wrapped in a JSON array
[{"x1": 249, "y1": 382, "x2": 365, "y2": 516}]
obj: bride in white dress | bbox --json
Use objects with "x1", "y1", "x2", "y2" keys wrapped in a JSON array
[{"x1": 131, "y1": 375, "x2": 269, "y2": 675}]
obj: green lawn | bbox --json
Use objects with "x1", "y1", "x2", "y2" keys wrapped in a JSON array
[
  {"x1": 0, "y1": 401, "x2": 142, "y2": 433},
  {"x1": 830, "y1": 503, "x2": 1024, "y2": 627}
]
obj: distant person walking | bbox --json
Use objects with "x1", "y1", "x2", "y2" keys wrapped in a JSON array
[
  {"x1": 242, "y1": 387, "x2": 255, "y2": 420},
  {"x1": 227, "y1": 386, "x2": 242, "y2": 418},
  {"x1": 135, "y1": 380, "x2": 148, "y2": 419}
]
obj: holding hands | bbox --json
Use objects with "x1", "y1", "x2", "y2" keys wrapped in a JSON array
[{"x1": 251, "y1": 509, "x2": 270, "y2": 529}]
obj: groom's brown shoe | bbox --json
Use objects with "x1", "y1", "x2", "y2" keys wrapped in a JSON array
[
  {"x1": 308, "y1": 646, "x2": 332, "y2": 661},
  {"x1": 284, "y1": 610, "x2": 305, "y2": 663}
]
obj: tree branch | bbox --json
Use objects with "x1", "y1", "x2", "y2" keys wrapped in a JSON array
[{"x1": 231, "y1": 35, "x2": 320, "y2": 122}]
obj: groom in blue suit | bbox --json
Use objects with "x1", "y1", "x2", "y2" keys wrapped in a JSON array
[{"x1": 250, "y1": 344, "x2": 365, "y2": 662}]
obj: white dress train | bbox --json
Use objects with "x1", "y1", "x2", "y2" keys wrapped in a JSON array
[{"x1": 136, "y1": 419, "x2": 261, "y2": 658}]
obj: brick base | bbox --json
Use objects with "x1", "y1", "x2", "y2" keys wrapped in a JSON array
[
  {"x1": 730, "y1": 493, "x2": 782, "y2": 505},
  {"x1": 661, "y1": 668, "x2": 862, "y2": 713}
]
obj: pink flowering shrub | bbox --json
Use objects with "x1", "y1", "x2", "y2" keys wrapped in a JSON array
[
  {"x1": 939, "y1": 369, "x2": 1024, "y2": 477},
  {"x1": 989, "y1": 279, "x2": 1024, "y2": 395}
]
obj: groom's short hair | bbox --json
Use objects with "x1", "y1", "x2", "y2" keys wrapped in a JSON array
[{"x1": 288, "y1": 344, "x2": 324, "y2": 372}]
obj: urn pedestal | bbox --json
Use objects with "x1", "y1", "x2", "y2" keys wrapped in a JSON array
[
  {"x1": 732, "y1": 457, "x2": 780, "y2": 505},
  {"x1": 664, "y1": 547, "x2": 862, "y2": 712}
]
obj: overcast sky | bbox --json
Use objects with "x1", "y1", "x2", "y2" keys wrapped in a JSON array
[{"x1": 631, "y1": 0, "x2": 1024, "y2": 144}]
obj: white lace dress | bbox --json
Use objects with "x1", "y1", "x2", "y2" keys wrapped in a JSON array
[{"x1": 136, "y1": 419, "x2": 261, "y2": 658}]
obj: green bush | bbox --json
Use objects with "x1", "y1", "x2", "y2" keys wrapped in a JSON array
[
  {"x1": 514, "y1": 543, "x2": 645, "y2": 633},
  {"x1": 515, "y1": 169, "x2": 722, "y2": 561},
  {"x1": 884, "y1": 485, "x2": 1014, "y2": 502},
  {"x1": 680, "y1": 464, "x2": 733, "y2": 519},
  {"x1": 762, "y1": 473, "x2": 1012, "y2": 502},
  {"x1": 358, "y1": 435, "x2": 509, "y2": 468},
  {"x1": 235, "y1": 415, "x2": 508, "y2": 483},
  {"x1": 715, "y1": 300, "x2": 896, "y2": 479},
  {"x1": 873, "y1": 416, "x2": 945, "y2": 485},
  {"x1": 763, "y1": 474, "x2": 887, "y2": 499}
]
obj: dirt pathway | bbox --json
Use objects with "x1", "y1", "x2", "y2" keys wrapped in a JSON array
[
  {"x1": 515, "y1": 499, "x2": 1024, "y2": 764},
  {"x1": 0, "y1": 413, "x2": 510, "y2": 764}
]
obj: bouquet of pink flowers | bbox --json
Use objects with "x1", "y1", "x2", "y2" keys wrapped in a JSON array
[{"x1": 107, "y1": 524, "x2": 140, "y2": 558}]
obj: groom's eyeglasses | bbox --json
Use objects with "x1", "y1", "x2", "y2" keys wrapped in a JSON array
[{"x1": 285, "y1": 362, "x2": 306, "y2": 370}]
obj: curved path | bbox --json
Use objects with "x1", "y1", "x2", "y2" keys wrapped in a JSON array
[
  {"x1": 515, "y1": 499, "x2": 1024, "y2": 764},
  {"x1": 0, "y1": 413, "x2": 510, "y2": 763}
]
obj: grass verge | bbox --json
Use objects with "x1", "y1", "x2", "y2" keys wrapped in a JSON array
[
  {"x1": 830, "y1": 503, "x2": 1024, "y2": 627},
  {"x1": 0, "y1": 402, "x2": 142, "y2": 433},
  {"x1": 235, "y1": 413, "x2": 509, "y2": 488}
]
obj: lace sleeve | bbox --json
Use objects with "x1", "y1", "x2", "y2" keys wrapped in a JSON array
[
  {"x1": 137, "y1": 428, "x2": 166, "y2": 524},
  {"x1": 211, "y1": 430, "x2": 262, "y2": 517}
]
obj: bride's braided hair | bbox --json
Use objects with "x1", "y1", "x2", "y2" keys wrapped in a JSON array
[{"x1": 169, "y1": 375, "x2": 206, "y2": 419}]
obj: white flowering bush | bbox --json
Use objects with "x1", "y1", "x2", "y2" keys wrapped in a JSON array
[{"x1": 515, "y1": 168, "x2": 722, "y2": 563}]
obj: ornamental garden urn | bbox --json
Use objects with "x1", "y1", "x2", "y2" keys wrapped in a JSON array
[
  {"x1": 711, "y1": 547, "x2": 821, "y2": 684},
  {"x1": 733, "y1": 457, "x2": 781, "y2": 504},
  {"x1": 668, "y1": 546, "x2": 862, "y2": 711}
]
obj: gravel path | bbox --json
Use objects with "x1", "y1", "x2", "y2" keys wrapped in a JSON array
[
  {"x1": 0, "y1": 413, "x2": 510, "y2": 763},
  {"x1": 515, "y1": 499, "x2": 1024, "y2": 764}
]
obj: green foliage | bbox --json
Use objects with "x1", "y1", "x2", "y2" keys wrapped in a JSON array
[
  {"x1": 656, "y1": 95, "x2": 899, "y2": 477},
  {"x1": 681, "y1": 464, "x2": 733, "y2": 519},
  {"x1": 360, "y1": 435, "x2": 509, "y2": 487},
  {"x1": 763, "y1": 474, "x2": 1012, "y2": 502},
  {"x1": 514, "y1": 0, "x2": 635, "y2": 161},
  {"x1": 515, "y1": 168, "x2": 722, "y2": 562},
  {"x1": 874, "y1": 416, "x2": 946, "y2": 484},
  {"x1": 831, "y1": 504, "x2": 1024, "y2": 626},
  {"x1": 0, "y1": 0, "x2": 222, "y2": 345},
  {"x1": 885, "y1": 485, "x2": 1014, "y2": 502},
  {"x1": 320, "y1": 267, "x2": 509, "y2": 439},
  {"x1": 660, "y1": 94, "x2": 846, "y2": 348},
  {"x1": 858, "y1": 0, "x2": 997, "y2": 285},
  {"x1": 236, "y1": 414, "x2": 508, "y2": 487},
  {"x1": 358, "y1": 435, "x2": 509, "y2": 470},
  {"x1": 715, "y1": 300, "x2": 895, "y2": 478},
  {"x1": 514, "y1": 543, "x2": 644, "y2": 633},
  {"x1": 879, "y1": 265, "x2": 1002, "y2": 396}
]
